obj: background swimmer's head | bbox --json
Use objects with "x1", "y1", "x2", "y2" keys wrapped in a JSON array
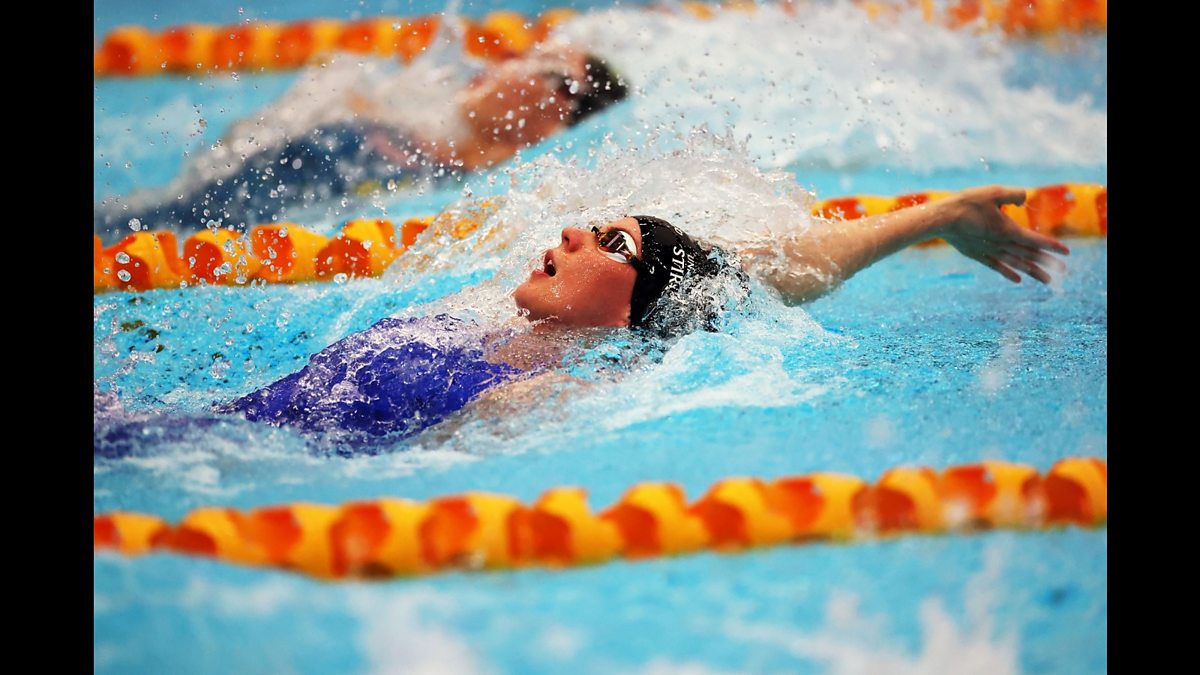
[
  {"x1": 460, "y1": 48, "x2": 627, "y2": 146},
  {"x1": 512, "y1": 216, "x2": 745, "y2": 334},
  {"x1": 555, "y1": 56, "x2": 629, "y2": 126}
]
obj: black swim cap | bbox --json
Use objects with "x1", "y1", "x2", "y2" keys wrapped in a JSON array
[
  {"x1": 628, "y1": 216, "x2": 732, "y2": 330},
  {"x1": 564, "y1": 56, "x2": 628, "y2": 126}
]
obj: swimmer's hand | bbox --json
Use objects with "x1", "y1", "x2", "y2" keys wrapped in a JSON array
[
  {"x1": 938, "y1": 186, "x2": 1071, "y2": 284},
  {"x1": 734, "y1": 183, "x2": 1072, "y2": 305}
]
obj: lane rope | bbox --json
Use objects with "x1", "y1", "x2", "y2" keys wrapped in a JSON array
[
  {"x1": 94, "y1": 457, "x2": 1107, "y2": 580},
  {"x1": 93, "y1": 183, "x2": 1107, "y2": 293},
  {"x1": 92, "y1": 1, "x2": 1109, "y2": 78}
]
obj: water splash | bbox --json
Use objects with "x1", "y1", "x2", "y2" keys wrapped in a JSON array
[{"x1": 557, "y1": 3, "x2": 1106, "y2": 170}]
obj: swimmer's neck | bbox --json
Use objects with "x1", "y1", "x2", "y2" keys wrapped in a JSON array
[
  {"x1": 485, "y1": 327, "x2": 566, "y2": 371},
  {"x1": 484, "y1": 318, "x2": 623, "y2": 370}
]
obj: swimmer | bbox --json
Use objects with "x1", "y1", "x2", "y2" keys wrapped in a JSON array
[
  {"x1": 93, "y1": 43, "x2": 629, "y2": 242},
  {"x1": 218, "y1": 184, "x2": 1068, "y2": 449}
]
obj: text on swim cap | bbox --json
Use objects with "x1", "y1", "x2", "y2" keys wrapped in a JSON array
[{"x1": 666, "y1": 244, "x2": 691, "y2": 292}]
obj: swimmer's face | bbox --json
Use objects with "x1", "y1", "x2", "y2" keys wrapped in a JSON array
[
  {"x1": 460, "y1": 48, "x2": 589, "y2": 145},
  {"x1": 513, "y1": 217, "x2": 642, "y2": 327}
]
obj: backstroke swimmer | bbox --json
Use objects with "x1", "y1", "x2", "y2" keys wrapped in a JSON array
[
  {"x1": 211, "y1": 184, "x2": 1068, "y2": 449},
  {"x1": 94, "y1": 42, "x2": 629, "y2": 241}
]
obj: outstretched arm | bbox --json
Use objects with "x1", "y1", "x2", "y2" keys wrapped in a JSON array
[{"x1": 735, "y1": 185, "x2": 1071, "y2": 305}]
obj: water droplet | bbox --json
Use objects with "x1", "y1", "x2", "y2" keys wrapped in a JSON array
[
  {"x1": 115, "y1": 252, "x2": 131, "y2": 264},
  {"x1": 117, "y1": 270, "x2": 131, "y2": 282}
]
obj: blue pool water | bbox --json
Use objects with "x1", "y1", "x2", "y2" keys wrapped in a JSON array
[{"x1": 94, "y1": 1, "x2": 1106, "y2": 672}]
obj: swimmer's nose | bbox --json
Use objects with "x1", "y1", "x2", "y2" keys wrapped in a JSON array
[{"x1": 561, "y1": 227, "x2": 587, "y2": 252}]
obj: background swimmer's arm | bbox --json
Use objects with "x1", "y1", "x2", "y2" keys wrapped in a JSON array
[{"x1": 736, "y1": 185, "x2": 1070, "y2": 305}]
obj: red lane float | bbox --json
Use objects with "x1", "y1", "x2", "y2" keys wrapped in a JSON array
[{"x1": 94, "y1": 457, "x2": 1107, "y2": 580}]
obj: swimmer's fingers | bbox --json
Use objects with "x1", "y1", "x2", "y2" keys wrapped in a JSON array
[
  {"x1": 1005, "y1": 243, "x2": 1068, "y2": 275},
  {"x1": 980, "y1": 255, "x2": 1022, "y2": 283},
  {"x1": 995, "y1": 251, "x2": 1053, "y2": 285},
  {"x1": 1003, "y1": 212, "x2": 1071, "y2": 256}
]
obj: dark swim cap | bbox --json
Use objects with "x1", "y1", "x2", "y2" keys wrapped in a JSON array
[
  {"x1": 627, "y1": 215, "x2": 731, "y2": 329},
  {"x1": 555, "y1": 56, "x2": 629, "y2": 126}
]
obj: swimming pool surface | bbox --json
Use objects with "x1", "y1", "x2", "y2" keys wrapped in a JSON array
[{"x1": 94, "y1": 1, "x2": 1107, "y2": 672}]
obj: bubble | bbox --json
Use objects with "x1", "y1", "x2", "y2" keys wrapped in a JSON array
[
  {"x1": 115, "y1": 252, "x2": 131, "y2": 264},
  {"x1": 116, "y1": 270, "x2": 131, "y2": 282}
]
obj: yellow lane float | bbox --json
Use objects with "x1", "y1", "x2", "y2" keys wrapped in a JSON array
[
  {"x1": 93, "y1": 2, "x2": 1107, "y2": 78},
  {"x1": 94, "y1": 457, "x2": 1107, "y2": 581},
  {"x1": 92, "y1": 184, "x2": 1106, "y2": 294}
]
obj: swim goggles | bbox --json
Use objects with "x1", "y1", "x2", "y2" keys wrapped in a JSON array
[{"x1": 592, "y1": 226, "x2": 639, "y2": 264}]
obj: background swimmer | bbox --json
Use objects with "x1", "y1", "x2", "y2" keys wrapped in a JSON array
[{"x1": 93, "y1": 41, "x2": 628, "y2": 242}]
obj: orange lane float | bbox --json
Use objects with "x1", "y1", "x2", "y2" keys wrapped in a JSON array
[
  {"x1": 94, "y1": 457, "x2": 1107, "y2": 581},
  {"x1": 93, "y1": 2, "x2": 1106, "y2": 78},
  {"x1": 765, "y1": 472, "x2": 866, "y2": 540},
  {"x1": 601, "y1": 483, "x2": 710, "y2": 558},
  {"x1": 524, "y1": 487, "x2": 622, "y2": 566},
  {"x1": 92, "y1": 184, "x2": 1105, "y2": 294},
  {"x1": 329, "y1": 498, "x2": 433, "y2": 577},
  {"x1": 93, "y1": 512, "x2": 169, "y2": 555},
  {"x1": 313, "y1": 219, "x2": 401, "y2": 280},
  {"x1": 938, "y1": 460, "x2": 1041, "y2": 528}
]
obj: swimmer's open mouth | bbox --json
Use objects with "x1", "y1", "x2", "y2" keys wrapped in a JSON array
[{"x1": 543, "y1": 251, "x2": 557, "y2": 277}]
